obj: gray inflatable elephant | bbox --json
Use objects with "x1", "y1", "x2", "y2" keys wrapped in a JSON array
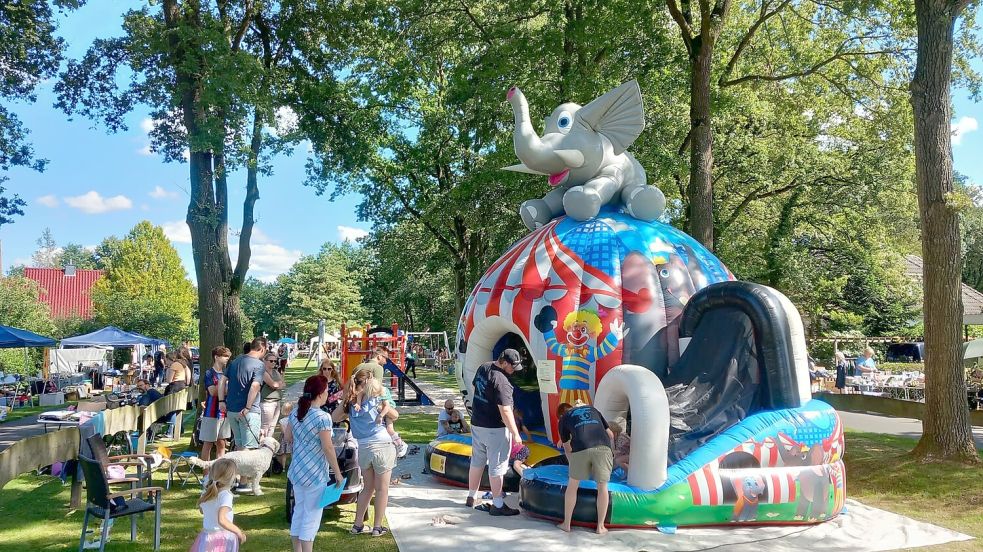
[{"x1": 504, "y1": 80, "x2": 666, "y2": 231}]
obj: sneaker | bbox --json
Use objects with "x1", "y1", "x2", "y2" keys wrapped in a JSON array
[
  {"x1": 350, "y1": 524, "x2": 368, "y2": 535},
  {"x1": 371, "y1": 526, "x2": 390, "y2": 537},
  {"x1": 489, "y1": 504, "x2": 520, "y2": 516},
  {"x1": 482, "y1": 491, "x2": 507, "y2": 500},
  {"x1": 394, "y1": 438, "x2": 409, "y2": 458},
  {"x1": 465, "y1": 496, "x2": 477, "y2": 508}
]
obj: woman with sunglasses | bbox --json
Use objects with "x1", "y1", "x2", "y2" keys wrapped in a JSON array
[
  {"x1": 259, "y1": 353, "x2": 285, "y2": 438},
  {"x1": 317, "y1": 360, "x2": 344, "y2": 415}
]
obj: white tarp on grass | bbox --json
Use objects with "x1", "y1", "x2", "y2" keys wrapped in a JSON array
[{"x1": 387, "y1": 453, "x2": 972, "y2": 552}]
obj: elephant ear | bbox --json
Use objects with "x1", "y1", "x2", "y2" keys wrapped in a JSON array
[{"x1": 575, "y1": 80, "x2": 645, "y2": 155}]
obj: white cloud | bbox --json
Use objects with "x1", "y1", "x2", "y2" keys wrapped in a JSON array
[
  {"x1": 137, "y1": 145, "x2": 154, "y2": 156},
  {"x1": 162, "y1": 220, "x2": 192, "y2": 244},
  {"x1": 140, "y1": 118, "x2": 156, "y2": 133},
  {"x1": 149, "y1": 185, "x2": 179, "y2": 199},
  {"x1": 248, "y1": 243, "x2": 304, "y2": 279},
  {"x1": 250, "y1": 227, "x2": 275, "y2": 244},
  {"x1": 37, "y1": 194, "x2": 59, "y2": 208},
  {"x1": 64, "y1": 191, "x2": 133, "y2": 214},
  {"x1": 952, "y1": 116, "x2": 978, "y2": 146},
  {"x1": 338, "y1": 225, "x2": 369, "y2": 242},
  {"x1": 141, "y1": 203, "x2": 150, "y2": 211}
]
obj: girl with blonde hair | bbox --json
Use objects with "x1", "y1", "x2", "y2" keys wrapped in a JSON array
[
  {"x1": 191, "y1": 458, "x2": 246, "y2": 551},
  {"x1": 333, "y1": 368, "x2": 399, "y2": 537}
]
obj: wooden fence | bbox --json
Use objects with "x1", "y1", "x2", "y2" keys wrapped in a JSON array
[{"x1": 0, "y1": 386, "x2": 197, "y2": 491}]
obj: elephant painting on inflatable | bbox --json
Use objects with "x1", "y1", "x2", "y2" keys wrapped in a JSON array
[{"x1": 505, "y1": 80, "x2": 667, "y2": 231}]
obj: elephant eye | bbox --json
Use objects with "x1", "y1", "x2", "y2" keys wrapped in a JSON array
[
  {"x1": 555, "y1": 110, "x2": 574, "y2": 133},
  {"x1": 659, "y1": 268, "x2": 670, "y2": 278}
]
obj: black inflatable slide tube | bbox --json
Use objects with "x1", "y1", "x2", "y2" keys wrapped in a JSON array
[{"x1": 679, "y1": 281, "x2": 804, "y2": 410}]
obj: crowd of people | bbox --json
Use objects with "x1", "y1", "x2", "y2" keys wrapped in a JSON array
[
  {"x1": 180, "y1": 340, "x2": 631, "y2": 549},
  {"x1": 182, "y1": 338, "x2": 412, "y2": 552}
]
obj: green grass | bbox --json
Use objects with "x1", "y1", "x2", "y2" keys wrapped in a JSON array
[
  {"x1": 0, "y1": 401, "x2": 78, "y2": 425},
  {"x1": 411, "y1": 368, "x2": 457, "y2": 388},
  {"x1": 282, "y1": 358, "x2": 319, "y2": 387},
  {"x1": 0, "y1": 434, "x2": 399, "y2": 552},
  {"x1": 844, "y1": 430, "x2": 983, "y2": 551}
]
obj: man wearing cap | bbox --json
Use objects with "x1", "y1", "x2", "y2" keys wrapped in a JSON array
[{"x1": 466, "y1": 348, "x2": 524, "y2": 516}]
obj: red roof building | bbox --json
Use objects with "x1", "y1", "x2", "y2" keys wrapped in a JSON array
[{"x1": 24, "y1": 267, "x2": 104, "y2": 319}]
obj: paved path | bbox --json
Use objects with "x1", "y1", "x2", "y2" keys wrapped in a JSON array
[
  {"x1": 838, "y1": 410, "x2": 983, "y2": 449},
  {"x1": 0, "y1": 413, "x2": 50, "y2": 453}
]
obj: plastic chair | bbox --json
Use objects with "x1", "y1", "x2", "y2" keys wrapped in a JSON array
[
  {"x1": 77, "y1": 455, "x2": 162, "y2": 552},
  {"x1": 166, "y1": 451, "x2": 201, "y2": 489}
]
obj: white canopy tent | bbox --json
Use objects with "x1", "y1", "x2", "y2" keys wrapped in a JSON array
[{"x1": 48, "y1": 347, "x2": 110, "y2": 375}]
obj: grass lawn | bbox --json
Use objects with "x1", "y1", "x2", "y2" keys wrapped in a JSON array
[
  {"x1": 282, "y1": 358, "x2": 320, "y2": 387},
  {"x1": 0, "y1": 401, "x2": 78, "y2": 425},
  {"x1": 843, "y1": 431, "x2": 983, "y2": 551},
  {"x1": 411, "y1": 368, "x2": 457, "y2": 389},
  {"x1": 0, "y1": 434, "x2": 405, "y2": 551}
]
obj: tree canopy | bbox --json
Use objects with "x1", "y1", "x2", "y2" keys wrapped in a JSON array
[{"x1": 89, "y1": 221, "x2": 197, "y2": 343}]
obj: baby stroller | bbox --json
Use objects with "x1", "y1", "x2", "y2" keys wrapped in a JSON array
[{"x1": 284, "y1": 421, "x2": 362, "y2": 522}]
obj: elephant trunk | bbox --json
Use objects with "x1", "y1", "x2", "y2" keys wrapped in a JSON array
[{"x1": 507, "y1": 86, "x2": 561, "y2": 172}]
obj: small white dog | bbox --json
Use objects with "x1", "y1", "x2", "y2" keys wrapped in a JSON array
[{"x1": 189, "y1": 436, "x2": 279, "y2": 495}]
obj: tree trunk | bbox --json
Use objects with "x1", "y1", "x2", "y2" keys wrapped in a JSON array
[
  {"x1": 187, "y1": 151, "x2": 226, "y2": 409},
  {"x1": 687, "y1": 41, "x2": 715, "y2": 250},
  {"x1": 224, "y1": 111, "x2": 262, "y2": 349},
  {"x1": 909, "y1": 0, "x2": 979, "y2": 463}
]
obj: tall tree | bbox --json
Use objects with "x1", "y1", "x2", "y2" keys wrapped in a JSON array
[
  {"x1": 0, "y1": 276, "x2": 56, "y2": 374},
  {"x1": 57, "y1": 243, "x2": 98, "y2": 269},
  {"x1": 31, "y1": 227, "x2": 59, "y2": 268},
  {"x1": 958, "y1": 178, "x2": 983, "y2": 292},
  {"x1": 0, "y1": 1, "x2": 83, "y2": 224},
  {"x1": 301, "y1": 0, "x2": 678, "y2": 314},
  {"x1": 90, "y1": 221, "x2": 197, "y2": 344},
  {"x1": 276, "y1": 243, "x2": 365, "y2": 338},
  {"x1": 909, "y1": 0, "x2": 980, "y2": 463},
  {"x1": 56, "y1": 2, "x2": 313, "y2": 378},
  {"x1": 664, "y1": 0, "x2": 904, "y2": 249}
]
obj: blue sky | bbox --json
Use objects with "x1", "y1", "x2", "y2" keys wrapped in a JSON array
[
  {"x1": 0, "y1": 1, "x2": 368, "y2": 283},
  {"x1": 1, "y1": 4, "x2": 982, "y2": 284}
]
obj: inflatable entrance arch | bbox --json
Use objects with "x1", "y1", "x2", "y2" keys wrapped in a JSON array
[{"x1": 593, "y1": 364, "x2": 669, "y2": 490}]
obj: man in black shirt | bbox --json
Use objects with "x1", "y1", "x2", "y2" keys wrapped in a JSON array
[
  {"x1": 466, "y1": 349, "x2": 524, "y2": 516},
  {"x1": 556, "y1": 402, "x2": 614, "y2": 534}
]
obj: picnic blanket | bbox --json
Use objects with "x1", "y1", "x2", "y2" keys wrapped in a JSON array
[{"x1": 386, "y1": 452, "x2": 973, "y2": 552}]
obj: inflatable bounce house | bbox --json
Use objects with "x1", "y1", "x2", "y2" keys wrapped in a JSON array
[{"x1": 425, "y1": 80, "x2": 845, "y2": 529}]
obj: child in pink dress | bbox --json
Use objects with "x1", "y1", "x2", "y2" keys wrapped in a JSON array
[{"x1": 190, "y1": 458, "x2": 246, "y2": 551}]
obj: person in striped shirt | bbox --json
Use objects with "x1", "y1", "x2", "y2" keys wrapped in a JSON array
[
  {"x1": 287, "y1": 376, "x2": 344, "y2": 551},
  {"x1": 200, "y1": 347, "x2": 233, "y2": 463}
]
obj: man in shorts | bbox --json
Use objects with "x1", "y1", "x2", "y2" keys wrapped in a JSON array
[
  {"x1": 556, "y1": 402, "x2": 614, "y2": 534},
  {"x1": 220, "y1": 338, "x2": 266, "y2": 450},
  {"x1": 465, "y1": 348, "x2": 523, "y2": 516},
  {"x1": 200, "y1": 346, "x2": 232, "y2": 462}
]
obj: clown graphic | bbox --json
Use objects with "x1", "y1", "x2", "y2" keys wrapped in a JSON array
[{"x1": 539, "y1": 307, "x2": 627, "y2": 405}]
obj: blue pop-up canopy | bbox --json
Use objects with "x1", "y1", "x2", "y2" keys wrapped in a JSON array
[
  {"x1": 61, "y1": 326, "x2": 165, "y2": 347},
  {"x1": 0, "y1": 325, "x2": 57, "y2": 349}
]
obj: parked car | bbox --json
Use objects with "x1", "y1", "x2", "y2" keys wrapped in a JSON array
[
  {"x1": 190, "y1": 346, "x2": 200, "y2": 366},
  {"x1": 885, "y1": 342, "x2": 924, "y2": 362}
]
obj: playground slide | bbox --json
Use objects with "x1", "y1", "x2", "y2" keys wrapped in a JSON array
[{"x1": 383, "y1": 359, "x2": 434, "y2": 406}]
